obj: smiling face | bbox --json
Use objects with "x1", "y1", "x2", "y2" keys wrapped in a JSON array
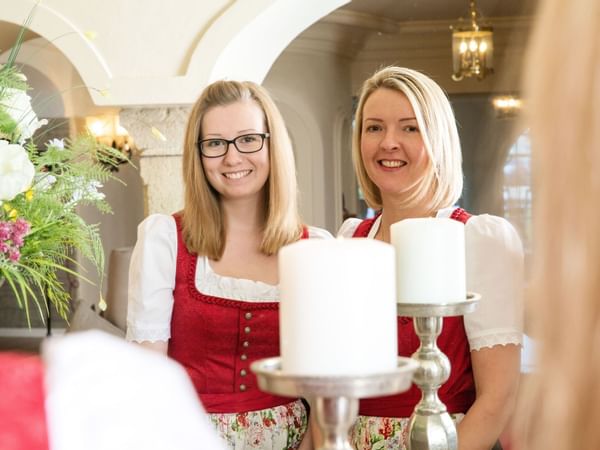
[
  {"x1": 200, "y1": 100, "x2": 270, "y2": 202},
  {"x1": 360, "y1": 87, "x2": 430, "y2": 201}
]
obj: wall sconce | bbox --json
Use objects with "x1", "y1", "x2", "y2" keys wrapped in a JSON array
[
  {"x1": 86, "y1": 115, "x2": 135, "y2": 170},
  {"x1": 492, "y1": 95, "x2": 523, "y2": 118},
  {"x1": 451, "y1": 0, "x2": 494, "y2": 81}
]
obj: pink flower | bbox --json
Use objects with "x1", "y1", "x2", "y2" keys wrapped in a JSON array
[
  {"x1": 8, "y1": 248, "x2": 20, "y2": 262},
  {"x1": 13, "y1": 218, "x2": 30, "y2": 236},
  {"x1": 0, "y1": 222, "x2": 10, "y2": 241}
]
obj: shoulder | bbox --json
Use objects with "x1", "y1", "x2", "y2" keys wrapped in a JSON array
[
  {"x1": 439, "y1": 207, "x2": 522, "y2": 252},
  {"x1": 137, "y1": 213, "x2": 177, "y2": 237},
  {"x1": 336, "y1": 218, "x2": 363, "y2": 238},
  {"x1": 464, "y1": 214, "x2": 523, "y2": 254},
  {"x1": 307, "y1": 226, "x2": 334, "y2": 239}
]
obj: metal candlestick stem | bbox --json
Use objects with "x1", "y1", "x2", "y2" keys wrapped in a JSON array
[
  {"x1": 397, "y1": 293, "x2": 480, "y2": 450},
  {"x1": 251, "y1": 356, "x2": 418, "y2": 450}
]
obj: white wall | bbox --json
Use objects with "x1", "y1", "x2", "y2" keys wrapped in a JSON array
[{"x1": 265, "y1": 50, "x2": 353, "y2": 232}]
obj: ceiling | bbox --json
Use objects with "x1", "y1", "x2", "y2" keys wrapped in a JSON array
[
  {"x1": 340, "y1": 0, "x2": 538, "y2": 22},
  {"x1": 0, "y1": 1, "x2": 540, "y2": 59}
]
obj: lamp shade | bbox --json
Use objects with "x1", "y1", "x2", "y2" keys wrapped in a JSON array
[{"x1": 451, "y1": 0, "x2": 494, "y2": 81}]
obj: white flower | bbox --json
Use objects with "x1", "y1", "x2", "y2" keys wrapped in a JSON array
[
  {"x1": 34, "y1": 173, "x2": 57, "y2": 191},
  {"x1": 0, "y1": 140, "x2": 35, "y2": 201},
  {"x1": 69, "y1": 177, "x2": 105, "y2": 205},
  {"x1": 3, "y1": 88, "x2": 48, "y2": 144},
  {"x1": 46, "y1": 138, "x2": 65, "y2": 150}
]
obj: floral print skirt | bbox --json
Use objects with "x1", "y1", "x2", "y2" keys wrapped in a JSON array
[
  {"x1": 350, "y1": 413, "x2": 465, "y2": 450},
  {"x1": 209, "y1": 399, "x2": 308, "y2": 450}
]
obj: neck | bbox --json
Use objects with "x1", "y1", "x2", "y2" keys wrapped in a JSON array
[
  {"x1": 376, "y1": 195, "x2": 435, "y2": 243},
  {"x1": 221, "y1": 193, "x2": 266, "y2": 236}
]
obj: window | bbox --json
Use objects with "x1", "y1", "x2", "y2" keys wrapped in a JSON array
[{"x1": 503, "y1": 131, "x2": 532, "y2": 259}]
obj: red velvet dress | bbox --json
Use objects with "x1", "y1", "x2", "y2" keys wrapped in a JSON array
[{"x1": 353, "y1": 208, "x2": 476, "y2": 418}]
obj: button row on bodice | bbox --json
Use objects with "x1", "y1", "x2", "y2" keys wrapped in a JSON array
[{"x1": 238, "y1": 310, "x2": 253, "y2": 392}]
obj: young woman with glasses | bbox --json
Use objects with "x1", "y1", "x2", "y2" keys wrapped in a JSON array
[
  {"x1": 337, "y1": 66, "x2": 524, "y2": 449},
  {"x1": 126, "y1": 80, "x2": 331, "y2": 449}
]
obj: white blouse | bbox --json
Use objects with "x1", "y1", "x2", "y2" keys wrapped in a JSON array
[
  {"x1": 126, "y1": 214, "x2": 333, "y2": 343},
  {"x1": 337, "y1": 208, "x2": 524, "y2": 351}
]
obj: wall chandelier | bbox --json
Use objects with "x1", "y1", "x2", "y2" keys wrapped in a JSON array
[
  {"x1": 451, "y1": 0, "x2": 494, "y2": 81},
  {"x1": 86, "y1": 114, "x2": 135, "y2": 171}
]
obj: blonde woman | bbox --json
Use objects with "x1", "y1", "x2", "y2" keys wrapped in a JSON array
[
  {"x1": 514, "y1": 0, "x2": 600, "y2": 449},
  {"x1": 338, "y1": 66, "x2": 524, "y2": 449},
  {"x1": 127, "y1": 80, "x2": 331, "y2": 449}
]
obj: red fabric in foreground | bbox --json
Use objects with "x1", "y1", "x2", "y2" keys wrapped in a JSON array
[{"x1": 0, "y1": 353, "x2": 49, "y2": 450}]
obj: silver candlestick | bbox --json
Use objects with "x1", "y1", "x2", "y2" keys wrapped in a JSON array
[
  {"x1": 251, "y1": 356, "x2": 418, "y2": 450},
  {"x1": 397, "y1": 293, "x2": 480, "y2": 450}
]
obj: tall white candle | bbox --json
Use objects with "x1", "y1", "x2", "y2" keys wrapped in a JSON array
[
  {"x1": 390, "y1": 218, "x2": 466, "y2": 304},
  {"x1": 279, "y1": 238, "x2": 398, "y2": 376}
]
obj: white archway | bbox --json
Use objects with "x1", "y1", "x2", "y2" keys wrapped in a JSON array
[
  {"x1": 1, "y1": 0, "x2": 349, "y2": 106},
  {"x1": 1, "y1": 2, "x2": 111, "y2": 98}
]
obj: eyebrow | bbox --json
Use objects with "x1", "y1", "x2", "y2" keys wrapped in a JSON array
[
  {"x1": 363, "y1": 117, "x2": 417, "y2": 122},
  {"x1": 203, "y1": 128, "x2": 260, "y2": 138}
]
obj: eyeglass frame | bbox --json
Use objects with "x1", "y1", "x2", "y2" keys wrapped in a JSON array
[{"x1": 197, "y1": 132, "x2": 270, "y2": 158}]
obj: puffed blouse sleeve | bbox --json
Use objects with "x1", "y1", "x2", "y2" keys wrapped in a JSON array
[
  {"x1": 336, "y1": 218, "x2": 362, "y2": 238},
  {"x1": 308, "y1": 226, "x2": 335, "y2": 239},
  {"x1": 126, "y1": 214, "x2": 177, "y2": 343},
  {"x1": 464, "y1": 214, "x2": 524, "y2": 351}
]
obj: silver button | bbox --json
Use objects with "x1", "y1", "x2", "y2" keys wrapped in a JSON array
[
  {"x1": 241, "y1": 354, "x2": 248, "y2": 361},
  {"x1": 240, "y1": 369, "x2": 247, "y2": 377},
  {"x1": 242, "y1": 341, "x2": 250, "y2": 348},
  {"x1": 240, "y1": 384, "x2": 246, "y2": 391},
  {"x1": 245, "y1": 312, "x2": 253, "y2": 320},
  {"x1": 244, "y1": 326, "x2": 251, "y2": 334}
]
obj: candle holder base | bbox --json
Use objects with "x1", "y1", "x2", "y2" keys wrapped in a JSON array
[
  {"x1": 397, "y1": 293, "x2": 481, "y2": 450},
  {"x1": 408, "y1": 411, "x2": 457, "y2": 450},
  {"x1": 251, "y1": 357, "x2": 418, "y2": 450}
]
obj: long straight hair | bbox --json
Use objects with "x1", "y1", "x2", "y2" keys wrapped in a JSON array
[
  {"x1": 181, "y1": 80, "x2": 302, "y2": 259},
  {"x1": 352, "y1": 66, "x2": 463, "y2": 213},
  {"x1": 514, "y1": 1, "x2": 600, "y2": 449}
]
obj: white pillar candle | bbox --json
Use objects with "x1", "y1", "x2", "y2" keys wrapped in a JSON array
[
  {"x1": 390, "y1": 218, "x2": 466, "y2": 304},
  {"x1": 279, "y1": 239, "x2": 398, "y2": 376}
]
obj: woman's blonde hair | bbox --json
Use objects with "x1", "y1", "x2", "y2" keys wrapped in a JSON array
[
  {"x1": 352, "y1": 66, "x2": 463, "y2": 213},
  {"x1": 514, "y1": 1, "x2": 600, "y2": 449},
  {"x1": 181, "y1": 80, "x2": 302, "y2": 259}
]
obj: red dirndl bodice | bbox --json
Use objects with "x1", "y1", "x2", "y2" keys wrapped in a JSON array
[
  {"x1": 353, "y1": 208, "x2": 476, "y2": 417},
  {"x1": 168, "y1": 215, "x2": 307, "y2": 414}
]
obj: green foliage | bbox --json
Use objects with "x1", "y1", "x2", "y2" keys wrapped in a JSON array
[{"x1": 0, "y1": 9, "x2": 128, "y2": 324}]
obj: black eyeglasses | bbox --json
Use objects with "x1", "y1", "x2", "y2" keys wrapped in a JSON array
[{"x1": 198, "y1": 133, "x2": 270, "y2": 158}]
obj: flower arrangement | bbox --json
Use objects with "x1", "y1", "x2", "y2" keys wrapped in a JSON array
[{"x1": 0, "y1": 15, "x2": 124, "y2": 323}]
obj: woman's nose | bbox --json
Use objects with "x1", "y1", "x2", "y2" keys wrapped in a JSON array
[
  {"x1": 380, "y1": 129, "x2": 400, "y2": 151},
  {"x1": 222, "y1": 143, "x2": 242, "y2": 165}
]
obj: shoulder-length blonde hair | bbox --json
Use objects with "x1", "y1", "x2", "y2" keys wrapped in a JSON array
[
  {"x1": 181, "y1": 80, "x2": 302, "y2": 259},
  {"x1": 352, "y1": 66, "x2": 463, "y2": 213},
  {"x1": 514, "y1": 0, "x2": 600, "y2": 449}
]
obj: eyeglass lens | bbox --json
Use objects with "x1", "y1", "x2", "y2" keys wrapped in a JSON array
[{"x1": 199, "y1": 133, "x2": 267, "y2": 157}]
